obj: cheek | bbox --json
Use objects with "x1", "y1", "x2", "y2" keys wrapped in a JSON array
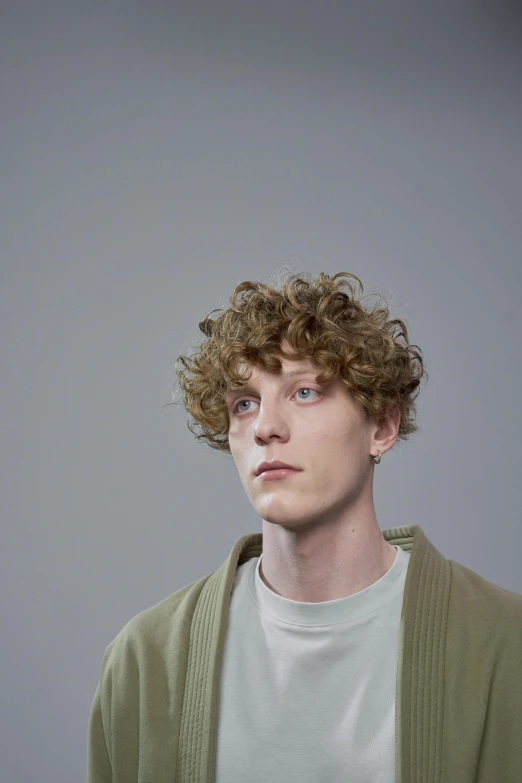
[
  {"x1": 227, "y1": 418, "x2": 240, "y2": 439},
  {"x1": 311, "y1": 420, "x2": 351, "y2": 452},
  {"x1": 229, "y1": 441, "x2": 250, "y2": 476},
  {"x1": 309, "y1": 428, "x2": 363, "y2": 475}
]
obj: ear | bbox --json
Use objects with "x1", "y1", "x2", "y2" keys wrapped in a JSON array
[{"x1": 372, "y1": 405, "x2": 400, "y2": 456}]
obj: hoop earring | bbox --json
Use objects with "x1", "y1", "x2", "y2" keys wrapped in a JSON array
[{"x1": 373, "y1": 450, "x2": 382, "y2": 464}]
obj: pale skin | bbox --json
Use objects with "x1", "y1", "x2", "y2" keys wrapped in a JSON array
[{"x1": 226, "y1": 344, "x2": 401, "y2": 603}]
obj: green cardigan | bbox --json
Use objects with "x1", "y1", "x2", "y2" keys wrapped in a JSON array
[{"x1": 87, "y1": 524, "x2": 522, "y2": 782}]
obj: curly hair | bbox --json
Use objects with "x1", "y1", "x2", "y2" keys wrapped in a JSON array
[{"x1": 166, "y1": 268, "x2": 428, "y2": 453}]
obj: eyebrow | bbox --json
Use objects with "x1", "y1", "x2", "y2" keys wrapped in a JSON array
[{"x1": 226, "y1": 367, "x2": 320, "y2": 395}]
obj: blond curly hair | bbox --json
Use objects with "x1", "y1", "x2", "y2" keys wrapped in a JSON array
[{"x1": 167, "y1": 269, "x2": 428, "y2": 453}]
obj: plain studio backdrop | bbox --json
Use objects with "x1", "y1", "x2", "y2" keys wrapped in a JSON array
[{"x1": 1, "y1": 1, "x2": 521, "y2": 780}]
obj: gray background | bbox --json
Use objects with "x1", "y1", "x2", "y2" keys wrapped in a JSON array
[{"x1": 1, "y1": 1, "x2": 521, "y2": 780}]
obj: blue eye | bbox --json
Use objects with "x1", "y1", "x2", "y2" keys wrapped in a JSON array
[
  {"x1": 232, "y1": 387, "x2": 321, "y2": 414},
  {"x1": 296, "y1": 388, "x2": 313, "y2": 399}
]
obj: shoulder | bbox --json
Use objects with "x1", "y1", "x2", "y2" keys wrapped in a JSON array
[
  {"x1": 449, "y1": 558, "x2": 522, "y2": 610},
  {"x1": 448, "y1": 558, "x2": 522, "y2": 645},
  {"x1": 101, "y1": 570, "x2": 215, "y2": 670}
]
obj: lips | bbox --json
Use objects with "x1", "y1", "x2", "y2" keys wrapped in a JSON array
[{"x1": 255, "y1": 461, "x2": 301, "y2": 476}]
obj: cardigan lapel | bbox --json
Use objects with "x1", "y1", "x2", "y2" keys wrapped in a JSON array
[{"x1": 383, "y1": 525, "x2": 451, "y2": 783}]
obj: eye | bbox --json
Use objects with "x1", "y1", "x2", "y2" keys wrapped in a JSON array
[{"x1": 232, "y1": 387, "x2": 321, "y2": 414}]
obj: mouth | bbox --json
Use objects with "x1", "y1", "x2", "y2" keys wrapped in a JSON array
[
  {"x1": 255, "y1": 461, "x2": 301, "y2": 476},
  {"x1": 256, "y1": 467, "x2": 302, "y2": 480}
]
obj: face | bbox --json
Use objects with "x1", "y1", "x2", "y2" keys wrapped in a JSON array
[{"x1": 226, "y1": 350, "x2": 379, "y2": 534}]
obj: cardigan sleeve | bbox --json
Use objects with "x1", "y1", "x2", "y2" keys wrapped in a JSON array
[
  {"x1": 87, "y1": 682, "x2": 112, "y2": 782},
  {"x1": 87, "y1": 647, "x2": 114, "y2": 783}
]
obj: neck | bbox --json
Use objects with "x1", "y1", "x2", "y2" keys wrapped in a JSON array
[{"x1": 259, "y1": 515, "x2": 397, "y2": 603}]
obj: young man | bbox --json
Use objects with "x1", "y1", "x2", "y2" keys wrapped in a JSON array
[{"x1": 88, "y1": 271, "x2": 522, "y2": 782}]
